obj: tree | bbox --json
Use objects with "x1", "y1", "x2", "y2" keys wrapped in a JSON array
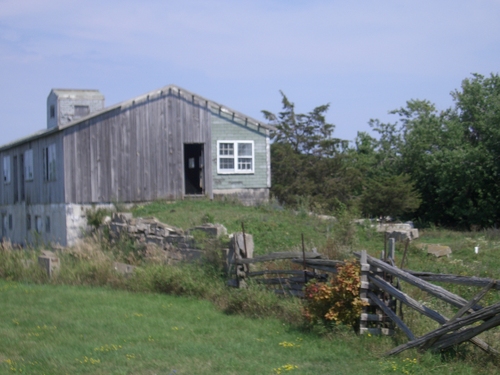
[
  {"x1": 263, "y1": 91, "x2": 347, "y2": 158},
  {"x1": 364, "y1": 73, "x2": 500, "y2": 228},
  {"x1": 263, "y1": 92, "x2": 356, "y2": 212},
  {"x1": 359, "y1": 174, "x2": 421, "y2": 219}
]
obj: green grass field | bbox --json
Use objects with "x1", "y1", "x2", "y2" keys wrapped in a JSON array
[
  {"x1": 2, "y1": 198, "x2": 500, "y2": 374},
  {"x1": 0, "y1": 280, "x2": 492, "y2": 375}
]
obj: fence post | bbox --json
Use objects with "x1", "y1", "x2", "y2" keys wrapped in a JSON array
[
  {"x1": 388, "y1": 238, "x2": 395, "y2": 261},
  {"x1": 359, "y1": 250, "x2": 370, "y2": 335}
]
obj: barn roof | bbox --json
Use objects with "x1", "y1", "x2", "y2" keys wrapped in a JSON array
[{"x1": 0, "y1": 84, "x2": 274, "y2": 152}]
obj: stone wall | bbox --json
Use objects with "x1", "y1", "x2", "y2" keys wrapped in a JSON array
[{"x1": 109, "y1": 213, "x2": 228, "y2": 263}]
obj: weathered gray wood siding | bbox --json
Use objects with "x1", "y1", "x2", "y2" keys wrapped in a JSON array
[
  {"x1": 210, "y1": 108, "x2": 269, "y2": 190},
  {"x1": 63, "y1": 90, "x2": 212, "y2": 204},
  {"x1": 0, "y1": 133, "x2": 65, "y2": 205}
]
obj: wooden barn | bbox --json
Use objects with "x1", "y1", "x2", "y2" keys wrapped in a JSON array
[{"x1": 0, "y1": 85, "x2": 272, "y2": 246}]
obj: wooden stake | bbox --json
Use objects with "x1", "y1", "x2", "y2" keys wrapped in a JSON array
[
  {"x1": 241, "y1": 222, "x2": 248, "y2": 258},
  {"x1": 302, "y1": 233, "x2": 307, "y2": 284}
]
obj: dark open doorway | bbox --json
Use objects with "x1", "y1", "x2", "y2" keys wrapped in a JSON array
[{"x1": 184, "y1": 144, "x2": 204, "y2": 195}]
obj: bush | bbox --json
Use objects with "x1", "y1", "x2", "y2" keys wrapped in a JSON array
[
  {"x1": 85, "y1": 207, "x2": 112, "y2": 231},
  {"x1": 224, "y1": 284, "x2": 302, "y2": 323},
  {"x1": 303, "y1": 260, "x2": 367, "y2": 329},
  {"x1": 0, "y1": 243, "x2": 47, "y2": 283}
]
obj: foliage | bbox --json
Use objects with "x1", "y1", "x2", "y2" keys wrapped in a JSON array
[
  {"x1": 85, "y1": 207, "x2": 112, "y2": 231},
  {"x1": 319, "y1": 205, "x2": 359, "y2": 260},
  {"x1": 263, "y1": 93, "x2": 359, "y2": 212},
  {"x1": 356, "y1": 73, "x2": 500, "y2": 228},
  {"x1": 360, "y1": 173, "x2": 421, "y2": 218},
  {"x1": 0, "y1": 243, "x2": 47, "y2": 283},
  {"x1": 303, "y1": 260, "x2": 367, "y2": 328},
  {"x1": 263, "y1": 91, "x2": 346, "y2": 157}
]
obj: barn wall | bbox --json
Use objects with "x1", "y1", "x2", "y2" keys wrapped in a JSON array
[
  {"x1": 63, "y1": 91, "x2": 212, "y2": 204},
  {"x1": 0, "y1": 126, "x2": 66, "y2": 245},
  {"x1": 0, "y1": 203, "x2": 68, "y2": 246},
  {"x1": 1, "y1": 132, "x2": 65, "y2": 206}
]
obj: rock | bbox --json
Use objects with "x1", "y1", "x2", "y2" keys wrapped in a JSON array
[
  {"x1": 416, "y1": 243, "x2": 452, "y2": 258},
  {"x1": 41, "y1": 250, "x2": 57, "y2": 258},
  {"x1": 146, "y1": 235, "x2": 164, "y2": 247},
  {"x1": 38, "y1": 255, "x2": 60, "y2": 278},
  {"x1": 113, "y1": 262, "x2": 136, "y2": 276},
  {"x1": 190, "y1": 224, "x2": 228, "y2": 238},
  {"x1": 376, "y1": 223, "x2": 413, "y2": 232},
  {"x1": 165, "y1": 235, "x2": 195, "y2": 249},
  {"x1": 376, "y1": 223, "x2": 419, "y2": 242},
  {"x1": 110, "y1": 223, "x2": 127, "y2": 235},
  {"x1": 386, "y1": 228, "x2": 419, "y2": 242},
  {"x1": 112, "y1": 212, "x2": 133, "y2": 224}
]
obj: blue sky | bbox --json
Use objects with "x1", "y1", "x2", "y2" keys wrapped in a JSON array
[{"x1": 1, "y1": 0, "x2": 499, "y2": 145}]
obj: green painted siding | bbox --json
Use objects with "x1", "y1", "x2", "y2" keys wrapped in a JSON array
[{"x1": 210, "y1": 109, "x2": 269, "y2": 190}]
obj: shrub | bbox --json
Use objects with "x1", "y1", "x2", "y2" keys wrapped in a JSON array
[
  {"x1": 303, "y1": 260, "x2": 367, "y2": 329},
  {"x1": 55, "y1": 238, "x2": 126, "y2": 287},
  {"x1": 85, "y1": 207, "x2": 112, "y2": 231},
  {"x1": 224, "y1": 284, "x2": 302, "y2": 323},
  {"x1": 129, "y1": 264, "x2": 217, "y2": 298},
  {"x1": 0, "y1": 243, "x2": 47, "y2": 283}
]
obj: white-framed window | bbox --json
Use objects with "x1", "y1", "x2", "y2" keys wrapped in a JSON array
[
  {"x1": 24, "y1": 149, "x2": 33, "y2": 181},
  {"x1": 217, "y1": 140, "x2": 254, "y2": 174},
  {"x1": 43, "y1": 144, "x2": 56, "y2": 181},
  {"x1": 3, "y1": 156, "x2": 10, "y2": 183}
]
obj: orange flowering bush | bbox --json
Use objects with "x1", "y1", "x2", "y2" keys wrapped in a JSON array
[{"x1": 303, "y1": 260, "x2": 367, "y2": 328}]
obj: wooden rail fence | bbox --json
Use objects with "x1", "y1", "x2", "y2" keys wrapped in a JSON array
[
  {"x1": 227, "y1": 232, "x2": 500, "y2": 356},
  {"x1": 354, "y1": 248, "x2": 500, "y2": 357}
]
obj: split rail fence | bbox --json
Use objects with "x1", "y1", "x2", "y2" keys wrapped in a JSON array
[{"x1": 229, "y1": 237, "x2": 500, "y2": 357}]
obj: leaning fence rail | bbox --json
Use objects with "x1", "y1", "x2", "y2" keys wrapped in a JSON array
[{"x1": 354, "y1": 249, "x2": 500, "y2": 357}]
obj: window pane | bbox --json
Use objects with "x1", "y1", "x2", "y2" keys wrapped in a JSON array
[
  {"x1": 48, "y1": 144, "x2": 56, "y2": 181},
  {"x1": 219, "y1": 143, "x2": 234, "y2": 156},
  {"x1": 3, "y1": 156, "x2": 10, "y2": 183},
  {"x1": 74, "y1": 105, "x2": 90, "y2": 117},
  {"x1": 24, "y1": 149, "x2": 33, "y2": 180},
  {"x1": 35, "y1": 216, "x2": 42, "y2": 233},
  {"x1": 238, "y1": 158, "x2": 252, "y2": 170},
  {"x1": 219, "y1": 158, "x2": 234, "y2": 170},
  {"x1": 238, "y1": 143, "x2": 252, "y2": 156}
]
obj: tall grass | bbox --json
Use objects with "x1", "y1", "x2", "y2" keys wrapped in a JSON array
[{"x1": 0, "y1": 235, "x2": 302, "y2": 324}]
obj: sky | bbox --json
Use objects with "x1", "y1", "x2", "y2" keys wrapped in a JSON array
[{"x1": 1, "y1": 0, "x2": 499, "y2": 146}]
